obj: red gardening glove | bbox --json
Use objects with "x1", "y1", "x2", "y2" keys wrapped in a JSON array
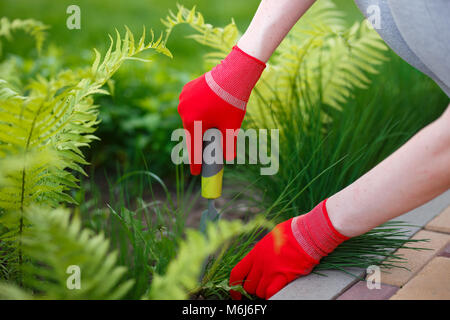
[
  {"x1": 178, "y1": 46, "x2": 266, "y2": 175},
  {"x1": 229, "y1": 199, "x2": 349, "y2": 299}
]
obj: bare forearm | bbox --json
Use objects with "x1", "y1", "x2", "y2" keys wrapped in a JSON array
[
  {"x1": 327, "y1": 104, "x2": 450, "y2": 237},
  {"x1": 238, "y1": 0, "x2": 316, "y2": 62}
]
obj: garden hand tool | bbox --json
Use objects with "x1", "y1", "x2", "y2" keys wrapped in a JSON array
[
  {"x1": 229, "y1": 199, "x2": 350, "y2": 300},
  {"x1": 199, "y1": 129, "x2": 224, "y2": 234},
  {"x1": 177, "y1": 45, "x2": 266, "y2": 176}
]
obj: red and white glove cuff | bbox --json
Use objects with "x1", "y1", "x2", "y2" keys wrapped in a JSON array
[
  {"x1": 291, "y1": 199, "x2": 349, "y2": 261},
  {"x1": 206, "y1": 46, "x2": 266, "y2": 110}
]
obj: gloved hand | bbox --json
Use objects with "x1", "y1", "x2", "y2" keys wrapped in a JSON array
[
  {"x1": 229, "y1": 199, "x2": 349, "y2": 299},
  {"x1": 177, "y1": 46, "x2": 266, "y2": 175}
]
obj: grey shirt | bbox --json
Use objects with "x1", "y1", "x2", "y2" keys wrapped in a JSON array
[{"x1": 354, "y1": 0, "x2": 450, "y2": 97}]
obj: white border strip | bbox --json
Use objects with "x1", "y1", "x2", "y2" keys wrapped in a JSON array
[{"x1": 205, "y1": 71, "x2": 247, "y2": 111}]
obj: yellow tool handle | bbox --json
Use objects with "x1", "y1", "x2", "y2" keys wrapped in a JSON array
[
  {"x1": 201, "y1": 129, "x2": 224, "y2": 199},
  {"x1": 201, "y1": 167, "x2": 223, "y2": 199}
]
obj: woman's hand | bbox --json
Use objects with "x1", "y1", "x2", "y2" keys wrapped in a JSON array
[
  {"x1": 177, "y1": 46, "x2": 265, "y2": 175},
  {"x1": 229, "y1": 199, "x2": 349, "y2": 299}
]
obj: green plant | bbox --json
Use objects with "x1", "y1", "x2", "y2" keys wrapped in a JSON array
[
  {"x1": 0, "y1": 13, "x2": 264, "y2": 301},
  {"x1": 0, "y1": 18, "x2": 171, "y2": 282},
  {"x1": 88, "y1": 62, "x2": 189, "y2": 175},
  {"x1": 162, "y1": 2, "x2": 387, "y2": 114},
  {"x1": 147, "y1": 216, "x2": 271, "y2": 299},
  {"x1": 76, "y1": 166, "x2": 199, "y2": 299},
  {"x1": 0, "y1": 204, "x2": 272, "y2": 300},
  {"x1": 162, "y1": 4, "x2": 238, "y2": 67},
  {"x1": 1, "y1": 2, "x2": 446, "y2": 301},
  {"x1": 0, "y1": 206, "x2": 133, "y2": 299},
  {"x1": 240, "y1": 49, "x2": 447, "y2": 271},
  {"x1": 0, "y1": 17, "x2": 49, "y2": 55}
]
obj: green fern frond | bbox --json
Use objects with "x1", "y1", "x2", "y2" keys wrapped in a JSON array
[
  {"x1": 91, "y1": 25, "x2": 172, "y2": 85},
  {"x1": 0, "y1": 78, "x2": 23, "y2": 101},
  {"x1": 0, "y1": 58, "x2": 22, "y2": 94},
  {"x1": 0, "y1": 206, "x2": 133, "y2": 299},
  {"x1": 161, "y1": 4, "x2": 238, "y2": 66},
  {"x1": 0, "y1": 283, "x2": 33, "y2": 299},
  {"x1": 0, "y1": 26, "x2": 172, "y2": 212},
  {"x1": 254, "y1": 0, "x2": 388, "y2": 116},
  {"x1": 166, "y1": 2, "x2": 387, "y2": 123},
  {"x1": 147, "y1": 217, "x2": 272, "y2": 300},
  {"x1": 0, "y1": 17, "x2": 49, "y2": 54},
  {"x1": 0, "y1": 25, "x2": 172, "y2": 280}
]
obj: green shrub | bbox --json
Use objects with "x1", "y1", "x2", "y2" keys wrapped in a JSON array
[
  {"x1": 88, "y1": 62, "x2": 188, "y2": 176},
  {"x1": 0, "y1": 206, "x2": 134, "y2": 299},
  {"x1": 76, "y1": 167, "x2": 196, "y2": 299},
  {"x1": 0, "y1": 18, "x2": 171, "y2": 284}
]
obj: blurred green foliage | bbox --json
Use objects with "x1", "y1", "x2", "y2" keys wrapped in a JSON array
[
  {"x1": 0, "y1": 0, "x2": 263, "y2": 70},
  {"x1": 0, "y1": 0, "x2": 365, "y2": 178},
  {"x1": 88, "y1": 62, "x2": 191, "y2": 175}
]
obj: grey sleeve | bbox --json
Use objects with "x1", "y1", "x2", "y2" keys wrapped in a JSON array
[{"x1": 354, "y1": 0, "x2": 450, "y2": 97}]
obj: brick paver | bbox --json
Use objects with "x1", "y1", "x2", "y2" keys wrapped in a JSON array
[
  {"x1": 337, "y1": 281, "x2": 398, "y2": 300},
  {"x1": 340, "y1": 196, "x2": 450, "y2": 300},
  {"x1": 390, "y1": 257, "x2": 450, "y2": 300},
  {"x1": 270, "y1": 268, "x2": 365, "y2": 300},
  {"x1": 438, "y1": 242, "x2": 450, "y2": 258},
  {"x1": 375, "y1": 230, "x2": 450, "y2": 287},
  {"x1": 425, "y1": 206, "x2": 450, "y2": 234}
]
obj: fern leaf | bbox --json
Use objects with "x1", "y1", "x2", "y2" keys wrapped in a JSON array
[
  {"x1": 0, "y1": 26, "x2": 172, "y2": 213},
  {"x1": 0, "y1": 206, "x2": 133, "y2": 299},
  {"x1": 147, "y1": 217, "x2": 273, "y2": 300},
  {"x1": 249, "y1": 0, "x2": 388, "y2": 122},
  {"x1": 0, "y1": 24, "x2": 173, "y2": 281},
  {"x1": 0, "y1": 17, "x2": 49, "y2": 54},
  {"x1": 169, "y1": 2, "x2": 388, "y2": 124},
  {"x1": 161, "y1": 5, "x2": 238, "y2": 66}
]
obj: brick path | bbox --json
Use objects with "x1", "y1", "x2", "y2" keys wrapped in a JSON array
[
  {"x1": 337, "y1": 206, "x2": 450, "y2": 300},
  {"x1": 271, "y1": 190, "x2": 450, "y2": 300}
]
